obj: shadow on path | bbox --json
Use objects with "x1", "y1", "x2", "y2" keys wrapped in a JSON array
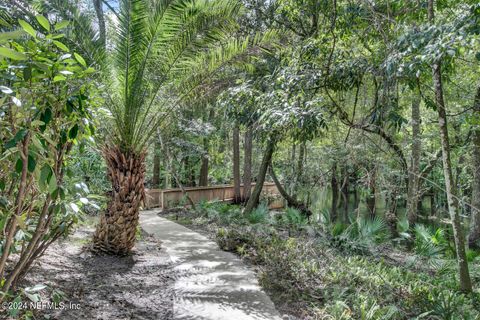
[{"x1": 140, "y1": 210, "x2": 282, "y2": 320}]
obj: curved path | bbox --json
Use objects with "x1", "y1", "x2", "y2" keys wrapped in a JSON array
[{"x1": 140, "y1": 210, "x2": 282, "y2": 320}]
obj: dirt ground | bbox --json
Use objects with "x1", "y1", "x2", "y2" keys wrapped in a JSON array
[{"x1": 17, "y1": 224, "x2": 174, "y2": 320}]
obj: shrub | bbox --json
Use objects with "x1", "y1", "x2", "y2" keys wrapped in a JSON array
[{"x1": 0, "y1": 17, "x2": 97, "y2": 300}]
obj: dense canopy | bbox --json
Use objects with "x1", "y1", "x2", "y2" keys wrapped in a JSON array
[{"x1": 1, "y1": 0, "x2": 480, "y2": 319}]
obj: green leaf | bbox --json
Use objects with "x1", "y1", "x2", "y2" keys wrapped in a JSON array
[
  {"x1": 23, "y1": 66, "x2": 31, "y2": 81},
  {"x1": 4, "y1": 128, "x2": 28, "y2": 149},
  {"x1": 0, "y1": 47, "x2": 27, "y2": 60},
  {"x1": 0, "y1": 179, "x2": 5, "y2": 191},
  {"x1": 0, "y1": 196, "x2": 8, "y2": 209},
  {"x1": 0, "y1": 29, "x2": 25, "y2": 43},
  {"x1": 53, "y1": 75, "x2": 66, "y2": 82},
  {"x1": 68, "y1": 124, "x2": 79, "y2": 139},
  {"x1": 40, "y1": 108, "x2": 52, "y2": 126},
  {"x1": 15, "y1": 158, "x2": 23, "y2": 173},
  {"x1": 18, "y1": 19, "x2": 36, "y2": 37},
  {"x1": 35, "y1": 15, "x2": 50, "y2": 31},
  {"x1": 74, "y1": 52, "x2": 86, "y2": 67},
  {"x1": 53, "y1": 40, "x2": 69, "y2": 52},
  {"x1": 27, "y1": 154, "x2": 36, "y2": 172},
  {"x1": 39, "y1": 164, "x2": 52, "y2": 192},
  {"x1": 54, "y1": 20, "x2": 70, "y2": 31},
  {"x1": 48, "y1": 172, "x2": 57, "y2": 194}
]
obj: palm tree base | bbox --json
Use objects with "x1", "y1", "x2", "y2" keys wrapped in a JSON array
[{"x1": 92, "y1": 146, "x2": 146, "y2": 255}]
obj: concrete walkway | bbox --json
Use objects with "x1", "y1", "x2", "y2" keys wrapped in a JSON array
[{"x1": 140, "y1": 210, "x2": 282, "y2": 320}]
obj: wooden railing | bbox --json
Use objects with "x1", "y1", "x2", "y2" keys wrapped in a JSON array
[{"x1": 144, "y1": 183, "x2": 283, "y2": 209}]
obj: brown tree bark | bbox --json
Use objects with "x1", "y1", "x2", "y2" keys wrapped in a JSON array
[
  {"x1": 92, "y1": 146, "x2": 146, "y2": 255},
  {"x1": 244, "y1": 137, "x2": 276, "y2": 215},
  {"x1": 296, "y1": 141, "x2": 305, "y2": 187},
  {"x1": 468, "y1": 86, "x2": 480, "y2": 248},
  {"x1": 428, "y1": 0, "x2": 472, "y2": 292},
  {"x1": 152, "y1": 142, "x2": 161, "y2": 188},
  {"x1": 92, "y1": 0, "x2": 106, "y2": 48},
  {"x1": 233, "y1": 125, "x2": 241, "y2": 203},
  {"x1": 407, "y1": 96, "x2": 421, "y2": 226},
  {"x1": 331, "y1": 163, "x2": 339, "y2": 221},
  {"x1": 366, "y1": 166, "x2": 376, "y2": 218},
  {"x1": 243, "y1": 127, "x2": 253, "y2": 202},
  {"x1": 269, "y1": 164, "x2": 312, "y2": 217},
  {"x1": 199, "y1": 136, "x2": 209, "y2": 186},
  {"x1": 340, "y1": 166, "x2": 350, "y2": 222}
]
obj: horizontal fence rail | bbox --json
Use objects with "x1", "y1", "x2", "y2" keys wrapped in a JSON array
[{"x1": 145, "y1": 183, "x2": 283, "y2": 210}]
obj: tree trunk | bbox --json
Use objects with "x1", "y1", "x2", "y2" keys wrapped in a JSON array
[
  {"x1": 468, "y1": 86, "x2": 480, "y2": 248},
  {"x1": 407, "y1": 96, "x2": 421, "y2": 226},
  {"x1": 233, "y1": 125, "x2": 241, "y2": 203},
  {"x1": 269, "y1": 164, "x2": 312, "y2": 217},
  {"x1": 163, "y1": 145, "x2": 171, "y2": 189},
  {"x1": 340, "y1": 166, "x2": 350, "y2": 222},
  {"x1": 331, "y1": 163, "x2": 338, "y2": 222},
  {"x1": 199, "y1": 137, "x2": 209, "y2": 186},
  {"x1": 243, "y1": 127, "x2": 253, "y2": 202},
  {"x1": 199, "y1": 156, "x2": 209, "y2": 187},
  {"x1": 92, "y1": 146, "x2": 146, "y2": 255},
  {"x1": 244, "y1": 137, "x2": 276, "y2": 215},
  {"x1": 296, "y1": 141, "x2": 305, "y2": 187},
  {"x1": 92, "y1": 0, "x2": 106, "y2": 48},
  {"x1": 366, "y1": 167, "x2": 376, "y2": 218},
  {"x1": 386, "y1": 190, "x2": 399, "y2": 239},
  {"x1": 428, "y1": 0, "x2": 472, "y2": 293},
  {"x1": 152, "y1": 142, "x2": 161, "y2": 188},
  {"x1": 290, "y1": 143, "x2": 296, "y2": 193}
]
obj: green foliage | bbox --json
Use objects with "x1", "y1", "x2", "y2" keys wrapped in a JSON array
[
  {"x1": 280, "y1": 207, "x2": 307, "y2": 225},
  {"x1": 216, "y1": 226, "x2": 480, "y2": 319},
  {"x1": 0, "y1": 13, "x2": 97, "y2": 301},
  {"x1": 247, "y1": 202, "x2": 269, "y2": 224}
]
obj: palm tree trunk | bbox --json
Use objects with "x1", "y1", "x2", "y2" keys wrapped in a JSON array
[
  {"x1": 92, "y1": 146, "x2": 146, "y2": 255},
  {"x1": 244, "y1": 137, "x2": 276, "y2": 215},
  {"x1": 428, "y1": 0, "x2": 472, "y2": 293},
  {"x1": 468, "y1": 86, "x2": 480, "y2": 248},
  {"x1": 407, "y1": 95, "x2": 421, "y2": 226},
  {"x1": 233, "y1": 124, "x2": 241, "y2": 203},
  {"x1": 243, "y1": 127, "x2": 253, "y2": 202}
]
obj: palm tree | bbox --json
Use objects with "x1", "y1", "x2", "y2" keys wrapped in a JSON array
[
  {"x1": 34, "y1": 0, "x2": 272, "y2": 255},
  {"x1": 86, "y1": 0, "x2": 272, "y2": 255}
]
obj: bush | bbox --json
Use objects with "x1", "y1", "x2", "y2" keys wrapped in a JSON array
[
  {"x1": 0, "y1": 16, "x2": 97, "y2": 300},
  {"x1": 213, "y1": 226, "x2": 480, "y2": 319}
]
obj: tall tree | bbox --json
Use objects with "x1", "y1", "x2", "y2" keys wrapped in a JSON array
[
  {"x1": 244, "y1": 137, "x2": 275, "y2": 214},
  {"x1": 331, "y1": 163, "x2": 338, "y2": 221},
  {"x1": 243, "y1": 127, "x2": 253, "y2": 201},
  {"x1": 90, "y1": 0, "x2": 261, "y2": 255},
  {"x1": 233, "y1": 124, "x2": 241, "y2": 203},
  {"x1": 152, "y1": 142, "x2": 161, "y2": 188},
  {"x1": 407, "y1": 95, "x2": 422, "y2": 226},
  {"x1": 428, "y1": 0, "x2": 472, "y2": 292},
  {"x1": 468, "y1": 86, "x2": 480, "y2": 248},
  {"x1": 92, "y1": 0, "x2": 106, "y2": 48}
]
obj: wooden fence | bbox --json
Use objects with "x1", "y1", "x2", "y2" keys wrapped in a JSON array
[{"x1": 144, "y1": 183, "x2": 284, "y2": 210}]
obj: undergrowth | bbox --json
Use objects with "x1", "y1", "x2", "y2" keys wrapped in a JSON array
[{"x1": 168, "y1": 202, "x2": 480, "y2": 319}]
